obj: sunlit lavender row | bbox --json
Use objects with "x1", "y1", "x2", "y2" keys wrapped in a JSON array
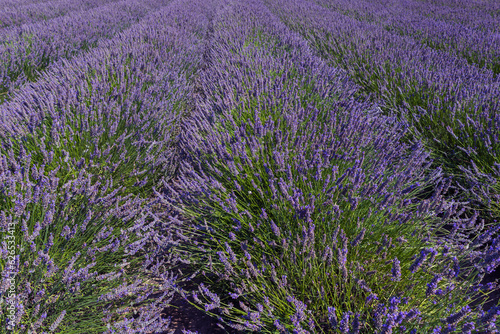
[
  {"x1": 312, "y1": 0, "x2": 500, "y2": 75},
  {"x1": 313, "y1": 0, "x2": 500, "y2": 34},
  {"x1": 0, "y1": 0, "x2": 122, "y2": 28},
  {"x1": 0, "y1": 0, "x2": 499, "y2": 333},
  {"x1": 157, "y1": 0, "x2": 500, "y2": 333},
  {"x1": 0, "y1": 0, "x2": 48, "y2": 10},
  {"x1": 0, "y1": 0, "x2": 214, "y2": 331},
  {"x1": 265, "y1": 0, "x2": 500, "y2": 224},
  {"x1": 0, "y1": 0, "x2": 176, "y2": 102}
]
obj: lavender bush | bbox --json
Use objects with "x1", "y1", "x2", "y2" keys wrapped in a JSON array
[{"x1": 0, "y1": 151, "x2": 175, "y2": 332}]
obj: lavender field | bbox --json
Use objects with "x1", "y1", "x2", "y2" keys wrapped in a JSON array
[{"x1": 0, "y1": 0, "x2": 499, "y2": 333}]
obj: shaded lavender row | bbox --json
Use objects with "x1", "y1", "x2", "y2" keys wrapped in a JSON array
[
  {"x1": 156, "y1": 0, "x2": 500, "y2": 332},
  {"x1": 0, "y1": 0, "x2": 121, "y2": 28},
  {"x1": 264, "y1": 0, "x2": 500, "y2": 220},
  {"x1": 0, "y1": 0, "x2": 170, "y2": 101},
  {"x1": 0, "y1": 0, "x2": 216, "y2": 331},
  {"x1": 314, "y1": 0, "x2": 500, "y2": 75}
]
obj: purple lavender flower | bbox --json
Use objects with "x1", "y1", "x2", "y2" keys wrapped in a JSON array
[
  {"x1": 445, "y1": 305, "x2": 471, "y2": 325},
  {"x1": 379, "y1": 314, "x2": 395, "y2": 334},
  {"x1": 351, "y1": 228, "x2": 366, "y2": 247},
  {"x1": 351, "y1": 312, "x2": 361, "y2": 334},
  {"x1": 409, "y1": 249, "x2": 431, "y2": 273},
  {"x1": 478, "y1": 305, "x2": 500, "y2": 331},
  {"x1": 461, "y1": 321, "x2": 475, "y2": 334},
  {"x1": 48, "y1": 310, "x2": 66, "y2": 332},
  {"x1": 391, "y1": 257, "x2": 401, "y2": 281},
  {"x1": 426, "y1": 274, "x2": 443, "y2": 297},
  {"x1": 339, "y1": 311, "x2": 352, "y2": 333},
  {"x1": 328, "y1": 306, "x2": 338, "y2": 329},
  {"x1": 373, "y1": 303, "x2": 387, "y2": 330}
]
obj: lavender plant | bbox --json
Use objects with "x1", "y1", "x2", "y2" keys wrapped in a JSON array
[{"x1": 156, "y1": 1, "x2": 499, "y2": 332}]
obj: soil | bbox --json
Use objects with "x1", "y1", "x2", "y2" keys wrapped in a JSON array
[
  {"x1": 160, "y1": 288, "x2": 230, "y2": 334},
  {"x1": 156, "y1": 262, "x2": 234, "y2": 334}
]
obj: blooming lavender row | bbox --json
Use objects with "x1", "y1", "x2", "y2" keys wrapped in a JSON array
[
  {"x1": 0, "y1": 0, "x2": 172, "y2": 103},
  {"x1": 155, "y1": 0, "x2": 500, "y2": 332},
  {"x1": 314, "y1": 0, "x2": 500, "y2": 76},
  {"x1": 0, "y1": 0, "x2": 122, "y2": 28},
  {"x1": 395, "y1": 0, "x2": 500, "y2": 33},
  {"x1": 264, "y1": 0, "x2": 500, "y2": 223},
  {"x1": 0, "y1": 0, "x2": 216, "y2": 331},
  {"x1": 0, "y1": 150, "x2": 176, "y2": 333},
  {"x1": 381, "y1": 12, "x2": 500, "y2": 76},
  {"x1": 312, "y1": 0, "x2": 393, "y2": 25},
  {"x1": 0, "y1": 0, "x2": 47, "y2": 8},
  {"x1": 314, "y1": 0, "x2": 500, "y2": 34},
  {"x1": 413, "y1": 0, "x2": 500, "y2": 29},
  {"x1": 264, "y1": 0, "x2": 500, "y2": 113}
]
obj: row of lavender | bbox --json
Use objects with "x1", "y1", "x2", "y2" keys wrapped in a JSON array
[
  {"x1": 312, "y1": 0, "x2": 500, "y2": 76},
  {"x1": 312, "y1": 0, "x2": 500, "y2": 33},
  {"x1": 1, "y1": 0, "x2": 499, "y2": 333},
  {"x1": 0, "y1": 0, "x2": 173, "y2": 103},
  {"x1": 157, "y1": 0, "x2": 500, "y2": 332},
  {"x1": 0, "y1": 0, "x2": 216, "y2": 331},
  {"x1": 262, "y1": 0, "x2": 500, "y2": 225},
  {"x1": 0, "y1": 0, "x2": 120, "y2": 29}
]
